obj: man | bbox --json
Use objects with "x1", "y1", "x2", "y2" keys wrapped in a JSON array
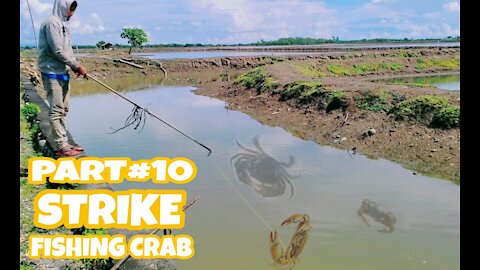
[{"x1": 38, "y1": 0, "x2": 87, "y2": 157}]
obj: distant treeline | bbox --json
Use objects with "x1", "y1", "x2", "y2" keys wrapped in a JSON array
[
  {"x1": 20, "y1": 36, "x2": 460, "y2": 50},
  {"x1": 250, "y1": 36, "x2": 460, "y2": 46}
]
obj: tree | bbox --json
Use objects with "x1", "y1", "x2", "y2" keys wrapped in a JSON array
[
  {"x1": 120, "y1": 28, "x2": 148, "y2": 54},
  {"x1": 96, "y1": 40, "x2": 106, "y2": 49}
]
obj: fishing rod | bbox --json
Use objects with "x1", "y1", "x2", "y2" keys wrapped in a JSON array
[
  {"x1": 26, "y1": 0, "x2": 38, "y2": 50},
  {"x1": 86, "y1": 74, "x2": 212, "y2": 156},
  {"x1": 110, "y1": 196, "x2": 200, "y2": 270}
]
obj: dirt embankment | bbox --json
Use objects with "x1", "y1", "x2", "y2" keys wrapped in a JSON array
[
  {"x1": 192, "y1": 48, "x2": 460, "y2": 183},
  {"x1": 20, "y1": 47, "x2": 460, "y2": 183}
]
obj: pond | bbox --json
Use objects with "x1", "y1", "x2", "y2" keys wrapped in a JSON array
[
  {"x1": 133, "y1": 51, "x2": 329, "y2": 60},
  {"x1": 67, "y1": 84, "x2": 459, "y2": 270},
  {"x1": 382, "y1": 74, "x2": 460, "y2": 91},
  {"x1": 133, "y1": 42, "x2": 459, "y2": 60}
]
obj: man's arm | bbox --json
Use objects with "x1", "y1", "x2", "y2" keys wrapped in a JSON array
[{"x1": 44, "y1": 20, "x2": 84, "y2": 74}]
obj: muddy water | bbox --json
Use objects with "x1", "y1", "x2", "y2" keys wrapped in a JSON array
[
  {"x1": 384, "y1": 74, "x2": 460, "y2": 91},
  {"x1": 67, "y1": 85, "x2": 459, "y2": 270}
]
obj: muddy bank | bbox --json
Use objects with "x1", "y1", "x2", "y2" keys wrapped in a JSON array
[
  {"x1": 20, "y1": 47, "x2": 460, "y2": 183},
  {"x1": 193, "y1": 48, "x2": 460, "y2": 183},
  {"x1": 20, "y1": 73, "x2": 179, "y2": 270}
]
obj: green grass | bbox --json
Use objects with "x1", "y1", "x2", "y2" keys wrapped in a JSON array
[
  {"x1": 20, "y1": 264, "x2": 36, "y2": 270},
  {"x1": 386, "y1": 63, "x2": 405, "y2": 71},
  {"x1": 81, "y1": 227, "x2": 114, "y2": 269},
  {"x1": 327, "y1": 90, "x2": 348, "y2": 112},
  {"x1": 389, "y1": 95, "x2": 450, "y2": 125},
  {"x1": 235, "y1": 67, "x2": 266, "y2": 89},
  {"x1": 354, "y1": 90, "x2": 391, "y2": 112},
  {"x1": 20, "y1": 81, "x2": 111, "y2": 270},
  {"x1": 262, "y1": 77, "x2": 279, "y2": 92},
  {"x1": 294, "y1": 64, "x2": 326, "y2": 78},
  {"x1": 430, "y1": 58, "x2": 460, "y2": 69},
  {"x1": 385, "y1": 74, "x2": 459, "y2": 88},
  {"x1": 279, "y1": 81, "x2": 325, "y2": 103},
  {"x1": 394, "y1": 50, "x2": 421, "y2": 57},
  {"x1": 21, "y1": 102, "x2": 41, "y2": 122},
  {"x1": 415, "y1": 57, "x2": 460, "y2": 70},
  {"x1": 82, "y1": 228, "x2": 109, "y2": 236},
  {"x1": 327, "y1": 64, "x2": 351, "y2": 76},
  {"x1": 235, "y1": 67, "x2": 279, "y2": 94},
  {"x1": 351, "y1": 63, "x2": 382, "y2": 74},
  {"x1": 328, "y1": 62, "x2": 405, "y2": 76},
  {"x1": 414, "y1": 63, "x2": 427, "y2": 70},
  {"x1": 20, "y1": 88, "x2": 41, "y2": 167},
  {"x1": 430, "y1": 106, "x2": 460, "y2": 129}
]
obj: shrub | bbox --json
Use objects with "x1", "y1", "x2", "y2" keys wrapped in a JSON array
[
  {"x1": 431, "y1": 58, "x2": 460, "y2": 69},
  {"x1": 351, "y1": 63, "x2": 381, "y2": 74},
  {"x1": 327, "y1": 64, "x2": 351, "y2": 76},
  {"x1": 235, "y1": 67, "x2": 279, "y2": 94},
  {"x1": 389, "y1": 95, "x2": 450, "y2": 124},
  {"x1": 81, "y1": 228, "x2": 113, "y2": 270},
  {"x1": 279, "y1": 81, "x2": 324, "y2": 102},
  {"x1": 21, "y1": 103, "x2": 40, "y2": 122},
  {"x1": 294, "y1": 64, "x2": 325, "y2": 78},
  {"x1": 262, "y1": 77, "x2": 279, "y2": 92},
  {"x1": 327, "y1": 90, "x2": 348, "y2": 112},
  {"x1": 430, "y1": 106, "x2": 460, "y2": 129},
  {"x1": 395, "y1": 50, "x2": 420, "y2": 57},
  {"x1": 355, "y1": 90, "x2": 391, "y2": 112},
  {"x1": 235, "y1": 67, "x2": 266, "y2": 90}
]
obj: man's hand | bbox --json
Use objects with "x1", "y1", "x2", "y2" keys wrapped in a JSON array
[{"x1": 75, "y1": 65, "x2": 87, "y2": 78}]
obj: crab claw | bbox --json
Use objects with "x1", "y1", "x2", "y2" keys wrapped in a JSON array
[
  {"x1": 270, "y1": 230, "x2": 283, "y2": 261},
  {"x1": 281, "y1": 214, "x2": 310, "y2": 227},
  {"x1": 270, "y1": 230, "x2": 278, "y2": 242}
]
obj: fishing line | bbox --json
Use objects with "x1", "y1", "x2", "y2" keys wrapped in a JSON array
[
  {"x1": 211, "y1": 160, "x2": 287, "y2": 249},
  {"x1": 25, "y1": 0, "x2": 38, "y2": 50},
  {"x1": 87, "y1": 74, "x2": 212, "y2": 156},
  {"x1": 108, "y1": 105, "x2": 148, "y2": 134}
]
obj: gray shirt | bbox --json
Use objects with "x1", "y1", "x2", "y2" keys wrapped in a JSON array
[{"x1": 38, "y1": 0, "x2": 80, "y2": 74}]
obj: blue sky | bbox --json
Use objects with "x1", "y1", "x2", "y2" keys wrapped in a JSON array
[{"x1": 20, "y1": 0, "x2": 460, "y2": 46}]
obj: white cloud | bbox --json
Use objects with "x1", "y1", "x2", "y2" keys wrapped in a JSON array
[
  {"x1": 20, "y1": 0, "x2": 53, "y2": 30},
  {"x1": 190, "y1": 21, "x2": 202, "y2": 27},
  {"x1": 424, "y1": 12, "x2": 440, "y2": 19},
  {"x1": 69, "y1": 13, "x2": 106, "y2": 35},
  {"x1": 186, "y1": 0, "x2": 339, "y2": 43},
  {"x1": 401, "y1": 21, "x2": 459, "y2": 38},
  {"x1": 26, "y1": 0, "x2": 52, "y2": 14},
  {"x1": 441, "y1": 23, "x2": 460, "y2": 36},
  {"x1": 443, "y1": 1, "x2": 460, "y2": 13},
  {"x1": 370, "y1": 0, "x2": 388, "y2": 4},
  {"x1": 363, "y1": 0, "x2": 391, "y2": 9},
  {"x1": 121, "y1": 24, "x2": 144, "y2": 29}
]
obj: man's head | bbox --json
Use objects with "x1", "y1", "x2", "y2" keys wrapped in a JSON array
[
  {"x1": 52, "y1": 0, "x2": 78, "y2": 22},
  {"x1": 67, "y1": 1, "x2": 77, "y2": 21}
]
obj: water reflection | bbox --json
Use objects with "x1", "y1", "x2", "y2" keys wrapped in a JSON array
[
  {"x1": 269, "y1": 214, "x2": 311, "y2": 270},
  {"x1": 357, "y1": 199, "x2": 397, "y2": 233},
  {"x1": 230, "y1": 135, "x2": 299, "y2": 198},
  {"x1": 379, "y1": 74, "x2": 460, "y2": 91}
]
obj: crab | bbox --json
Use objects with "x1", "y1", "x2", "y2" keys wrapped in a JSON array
[
  {"x1": 230, "y1": 135, "x2": 299, "y2": 198},
  {"x1": 357, "y1": 199, "x2": 397, "y2": 233},
  {"x1": 269, "y1": 214, "x2": 311, "y2": 270}
]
